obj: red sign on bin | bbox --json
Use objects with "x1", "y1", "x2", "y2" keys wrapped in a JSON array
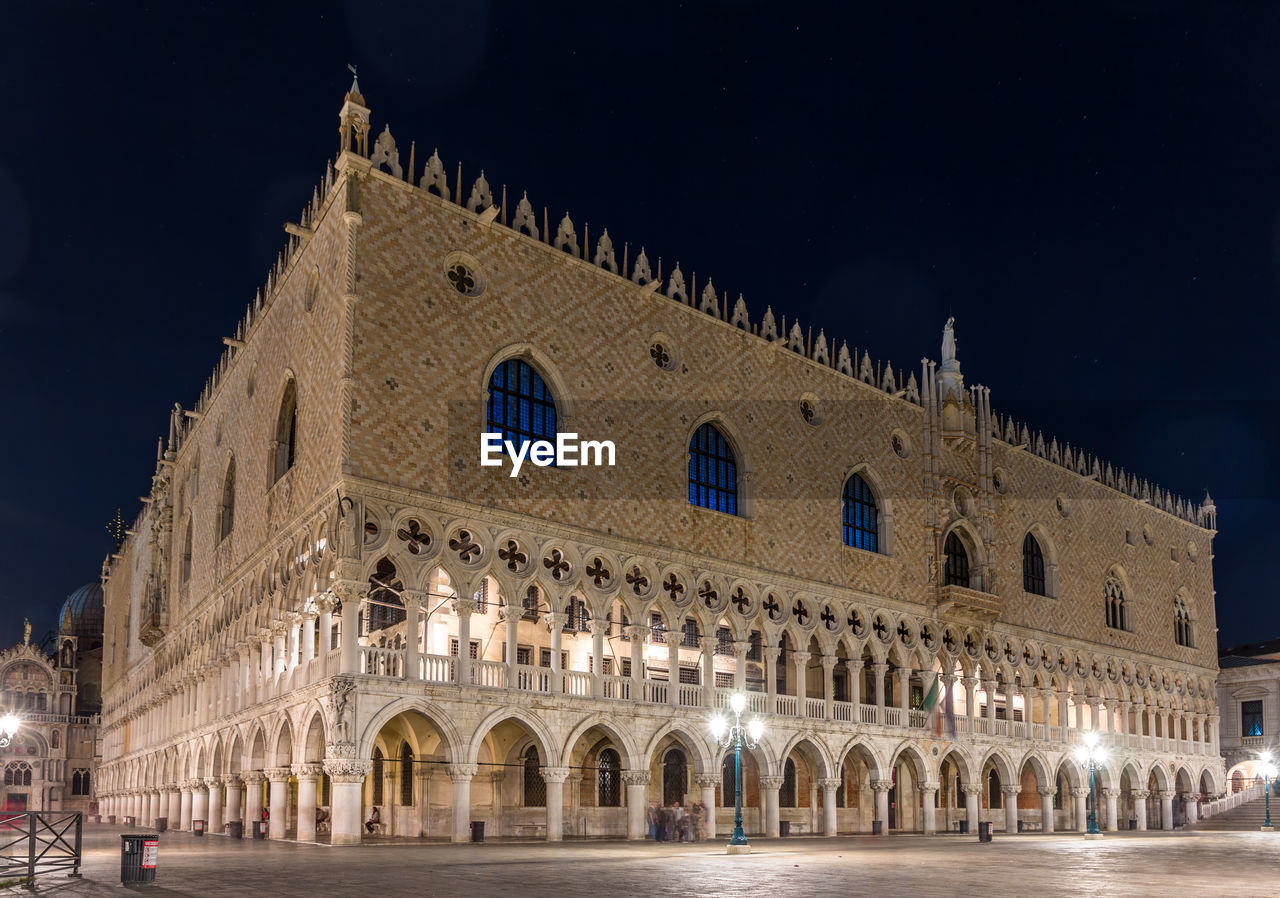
[{"x1": 142, "y1": 840, "x2": 158, "y2": 869}]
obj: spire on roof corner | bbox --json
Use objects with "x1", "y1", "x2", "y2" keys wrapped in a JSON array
[
  {"x1": 346, "y1": 63, "x2": 365, "y2": 104},
  {"x1": 338, "y1": 65, "x2": 371, "y2": 157}
]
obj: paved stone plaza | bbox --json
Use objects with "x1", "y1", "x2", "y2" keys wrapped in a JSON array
[{"x1": 9, "y1": 826, "x2": 1280, "y2": 897}]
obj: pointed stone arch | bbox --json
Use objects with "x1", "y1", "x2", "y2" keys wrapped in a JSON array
[
  {"x1": 468, "y1": 707, "x2": 559, "y2": 767},
  {"x1": 560, "y1": 716, "x2": 640, "y2": 772},
  {"x1": 641, "y1": 721, "x2": 714, "y2": 777},
  {"x1": 359, "y1": 697, "x2": 462, "y2": 763}
]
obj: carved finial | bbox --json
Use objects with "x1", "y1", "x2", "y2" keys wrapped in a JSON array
[
  {"x1": 836, "y1": 341, "x2": 853, "y2": 376},
  {"x1": 760, "y1": 306, "x2": 778, "y2": 341},
  {"x1": 730, "y1": 294, "x2": 749, "y2": 329},
  {"x1": 593, "y1": 228, "x2": 617, "y2": 272},
  {"x1": 700, "y1": 279, "x2": 718, "y2": 315},
  {"x1": 511, "y1": 190, "x2": 538, "y2": 237},
  {"x1": 631, "y1": 247, "x2": 652, "y2": 285},
  {"x1": 420, "y1": 148, "x2": 450, "y2": 200},
  {"x1": 554, "y1": 213, "x2": 579, "y2": 256},
  {"x1": 666, "y1": 263, "x2": 687, "y2": 303},
  {"x1": 812, "y1": 329, "x2": 830, "y2": 365}
]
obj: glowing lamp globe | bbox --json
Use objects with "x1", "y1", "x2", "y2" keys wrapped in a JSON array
[
  {"x1": 0, "y1": 714, "x2": 18, "y2": 739},
  {"x1": 748, "y1": 717, "x2": 764, "y2": 742},
  {"x1": 730, "y1": 692, "x2": 747, "y2": 716},
  {"x1": 710, "y1": 715, "x2": 727, "y2": 741}
]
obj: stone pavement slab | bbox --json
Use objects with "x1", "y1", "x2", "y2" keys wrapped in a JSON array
[{"x1": 7, "y1": 826, "x2": 1280, "y2": 898}]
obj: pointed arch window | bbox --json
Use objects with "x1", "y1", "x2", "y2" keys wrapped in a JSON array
[
  {"x1": 217, "y1": 457, "x2": 235, "y2": 543},
  {"x1": 272, "y1": 379, "x2": 299, "y2": 484},
  {"x1": 1022, "y1": 533, "x2": 1046, "y2": 595},
  {"x1": 943, "y1": 531, "x2": 969, "y2": 587},
  {"x1": 371, "y1": 748, "x2": 384, "y2": 806},
  {"x1": 181, "y1": 517, "x2": 193, "y2": 583},
  {"x1": 487, "y1": 359, "x2": 558, "y2": 456},
  {"x1": 1174, "y1": 597, "x2": 1192, "y2": 647},
  {"x1": 523, "y1": 746, "x2": 546, "y2": 807},
  {"x1": 688, "y1": 423, "x2": 738, "y2": 515},
  {"x1": 597, "y1": 748, "x2": 621, "y2": 807},
  {"x1": 780, "y1": 758, "x2": 797, "y2": 807},
  {"x1": 721, "y1": 755, "x2": 735, "y2": 807},
  {"x1": 1105, "y1": 575, "x2": 1128, "y2": 631},
  {"x1": 662, "y1": 748, "x2": 687, "y2": 806},
  {"x1": 988, "y1": 769, "x2": 1002, "y2": 809},
  {"x1": 842, "y1": 474, "x2": 879, "y2": 552},
  {"x1": 399, "y1": 742, "x2": 414, "y2": 806},
  {"x1": 366, "y1": 558, "x2": 405, "y2": 633}
]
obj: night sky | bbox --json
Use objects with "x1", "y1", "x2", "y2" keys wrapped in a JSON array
[{"x1": 1, "y1": 2, "x2": 1276, "y2": 653}]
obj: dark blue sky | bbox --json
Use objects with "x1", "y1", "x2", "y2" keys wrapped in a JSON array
[{"x1": 1, "y1": 2, "x2": 1275, "y2": 651}]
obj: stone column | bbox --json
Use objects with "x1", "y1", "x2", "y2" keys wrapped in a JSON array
[
  {"x1": 294, "y1": 764, "x2": 322, "y2": 842},
  {"x1": 243, "y1": 772, "x2": 264, "y2": 831},
  {"x1": 337, "y1": 586, "x2": 361, "y2": 675},
  {"x1": 622, "y1": 771, "x2": 651, "y2": 840},
  {"x1": 733, "y1": 644, "x2": 749, "y2": 692},
  {"x1": 759, "y1": 775, "x2": 782, "y2": 838},
  {"x1": 628, "y1": 625, "x2": 646, "y2": 699},
  {"x1": 1038, "y1": 787, "x2": 1055, "y2": 833},
  {"x1": 1103, "y1": 788, "x2": 1119, "y2": 831},
  {"x1": 1159, "y1": 791, "x2": 1174, "y2": 831},
  {"x1": 873, "y1": 664, "x2": 889, "y2": 723},
  {"x1": 982, "y1": 680, "x2": 997, "y2": 728},
  {"x1": 962, "y1": 677, "x2": 977, "y2": 724},
  {"x1": 963, "y1": 783, "x2": 981, "y2": 834},
  {"x1": 873, "y1": 779, "x2": 892, "y2": 832},
  {"x1": 696, "y1": 774, "x2": 719, "y2": 839},
  {"x1": 1040, "y1": 690, "x2": 1053, "y2": 739},
  {"x1": 506, "y1": 600, "x2": 521, "y2": 686},
  {"x1": 1073, "y1": 787, "x2": 1089, "y2": 832},
  {"x1": 455, "y1": 597, "x2": 476, "y2": 687},
  {"x1": 1002, "y1": 786, "x2": 1019, "y2": 833},
  {"x1": 666, "y1": 622, "x2": 681, "y2": 706},
  {"x1": 317, "y1": 593, "x2": 334, "y2": 662},
  {"x1": 402, "y1": 591, "x2": 422, "y2": 680},
  {"x1": 819, "y1": 777, "x2": 840, "y2": 835},
  {"x1": 1133, "y1": 790, "x2": 1149, "y2": 830},
  {"x1": 897, "y1": 667, "x2": 912, "y2": 715},
  {"x1": 1185, "y1": 794, "x2": 1198, "y2": 825},
  {"x1": 325, "y1": 758, "x2": 371, "y2": 846},
  {"x1": 850, "y1": 661, "x2": 862, "y2": 707},
  {"x1": 1118, "y1": 701, "x2": 1132, "y2": 738},
  {"x1": 699, "y1": 636, "x2": 717, "y2": 707},
  {"x1": 224, "y1": 776, "x2": 242, "y2": 827},
  {"x1": 919, "y1": 784, "x2": 938, "y2": 834},
  {"x1": 206, "y1": 778, "x2": 223, "y2": 834},
  {"x1": 179, "y1": 782, "x2": 194, "y2": 830},
  {"x1": 190, "y1": 780, "x2": 207, "y2": 829},
  {"x1": 157, "y1": 788, "x2": 171, "y2": 826},
  {"x1": 266, "y1": 767, "x2": 291, "y2": 839},
  {"x1": 448, "y1": 764, "x2": 477, "y2": 843},
  {"x1": 822, "y1": 656, "x2": 837, "y2": 719},
  {"x1": 764, "y1": 646, "x2": 780, "y2": 712},
  {"x1": 542, "y1": 767, "x2": 569, "y2": 841},
  {"x1": 589, "y1": 619, "x2": 608, "y2": 698},
  {"x1": 1057, "y1": 692, "x2": 1070, "y2": 736},
  {"x1": 792, "y1": 651, "x2": 811, "y2": 709}
]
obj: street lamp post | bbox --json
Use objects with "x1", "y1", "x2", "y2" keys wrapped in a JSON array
[
  {"x1": 1075, "y1": 731, "x2": 1107, "y2": 840},
  {"x1": 1261, "y1": 752, "x2": 1276, "y2": 833},
  {"x1": 710, "y1": 692, "x2": 764, "y2": 855},
  {"x1": 0, "y1": 714, "x2": 19, "y2": 749}
]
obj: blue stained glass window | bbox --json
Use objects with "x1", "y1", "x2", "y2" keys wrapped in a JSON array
[
  {"x1": 688, "y1": 423, "x2": 738, "y2": 515},
  {"x1": 842, "y1": 474, "x2": 879, "y2": 551},
  {"x1": 487, "y1": 359, "x2": 558, "y2": 457}
]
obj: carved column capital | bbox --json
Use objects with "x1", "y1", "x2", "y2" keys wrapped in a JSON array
[
  {"x1": 540, "y1": 766, "x2": 571, "y2": 785},
  {"x1": 292, "y1": 763, "x2": 324, "y2": 781},
  {"x1": 698, "y1": 636, "x2": 718, "y2": 654},
  {"x1": 1000, "y1": 785, "x2": 1021, "y2": 797},
  {"x1": 1131, "y1": 789, "x2": 1151, "y2": 800},
  {"x1": 961, "y1": 784, "x2": 984, "y2": 797},
  {"x1": 758, "y1": 775, "x2": 785, "y2": 790},
  {"x1": 264, "y1": 767, "x2": 292, "y2": 783},
  {"x1": 694, "y1": 774, "x2": 720, "y2": 789},
  {"x1": 453, "y1": 597, "x2": 477, "y2": 617},
  {"x1": 446, "y1": 764, "x2": 478, "y2": 782},
  {"x1": 221, "y1": 774, "x2": 242, "y2": 788},
  {"x1": 323, "y1": 758, "x2": 371, "y2": 783},
  {"x1": 241, "y1": 771, "x2": 265, "y2": 786},
  {"x1": 871, "y1": 779, "x2": 894, "y2": 793},
  {"x1": 818, "y1": 777, "x2": 843, "y2": 791},
  {"x1": 1037, "y1": 787, "x2": 1054, "y2": 797},
  {"x1": 625, "y1": 624, "x2": 650, "y2": 642}
]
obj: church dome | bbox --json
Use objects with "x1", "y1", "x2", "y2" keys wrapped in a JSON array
[{"x1": 59, "y1": 582, "x2": 104, "y2": 641}]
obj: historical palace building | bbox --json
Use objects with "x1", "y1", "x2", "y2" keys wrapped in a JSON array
[{"x1": 99, "y1": 80, "x2": 1224, "y2": 845}]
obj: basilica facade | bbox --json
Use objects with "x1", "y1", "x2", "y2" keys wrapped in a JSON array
[{"x1": 98, "y1": 81, "x2": 1223, "y2": 845}]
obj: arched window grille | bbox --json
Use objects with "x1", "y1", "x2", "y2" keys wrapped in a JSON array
[
  {"x1": 523, "y1": 746, "x2": 546, "y2": 807},
  {"x1": 1174, "y1": 598, "x2": 1192, "y2": 647},
  {"x1": 988, "y1": 768, "x2": 1001, "y2": 809},
  {"x1": 366, "y1": 557, "x2": 405, "y2": 632},
  {"x1": 399, "y1": 742, "x2": 414, "y2": 806},
  {"x1": 371, "y1": 748, "x2": 384, "y2": 806},
  {"x1": 272, "y1": 378, "x2": 298, "y2": 484},
  {"x1": 780, "y1": 758, "x2": 797, "y2": 807},
  {"x1": 1105, "y1": 575, "x2": 1127, "y2": 630},
  {"x1": 522, "y1": 585, "x2": 541, "y2": 620},
  {"x1": 943, "y1": 531, "x2": 970, "y2": 587},
  {"x1": 662, "y1": 749, "x2": 687, "y2": 806},
  {"x1": 597, "y1": 748, "x2": 621, "y2": 807},
  {"x1": 721, "y1": 756, "x2": 735, "y2": 807},
  {"x1": 688, "y1": 423, "x2": 738, "y2": 515},
  {"x1": 841, "y1": 474, "x2": 879, "y2": 551},
  {"x1": 487, "y1": 359, "x2": 558, "y2": 456},
  {"x1": 218, "y1": 457, "x2": 236, "y2": 542},
  {"x1": 1022, "y1": 533, "x2": 1046, "y2": 595},
  {"x1": 181, "y1": 517, "x2": 193, "y2": 583}
]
